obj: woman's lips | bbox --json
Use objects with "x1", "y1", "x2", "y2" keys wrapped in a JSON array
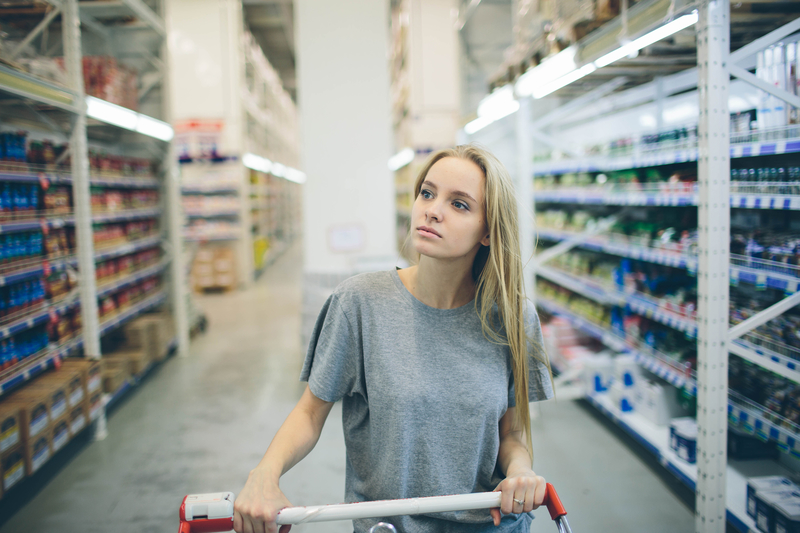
[{"x1": 417, "y1": 226, "x2": 441, "y2": 238}]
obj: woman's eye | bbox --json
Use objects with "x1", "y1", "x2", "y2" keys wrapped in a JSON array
[
  {"x1": 453, "y1": 200, "x2": 468, "y2": 210},
  {"x1": 421, "y1": 189, "x2": 433, "y2": 199}
]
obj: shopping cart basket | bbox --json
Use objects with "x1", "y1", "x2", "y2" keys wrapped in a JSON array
[{"x1": 178, "y1": 483, "x2": 571, "y2": 532}]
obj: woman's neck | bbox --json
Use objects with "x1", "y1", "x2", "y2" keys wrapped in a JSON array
[{"x1": 401, "y1": 257, "x2": 476, "y2": 309}]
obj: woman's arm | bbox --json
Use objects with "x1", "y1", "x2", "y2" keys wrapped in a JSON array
[
  {"x1": 490, "y1": 406, "x2": 547, "y2": 526},
  {"x1": 234, "y1": 385, "x2": 334, "y2": 533}
]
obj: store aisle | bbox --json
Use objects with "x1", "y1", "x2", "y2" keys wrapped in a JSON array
[{"x1": 0, "y1": 243, "x2": 693, "y2": 533}]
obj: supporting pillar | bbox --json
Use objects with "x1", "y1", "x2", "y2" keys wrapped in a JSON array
[{"x1": 695, "y1": 1, "x2": 730, "y2": 531}]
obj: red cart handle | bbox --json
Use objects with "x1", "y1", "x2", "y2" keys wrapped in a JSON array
[{"x1": 543, "y1": 482, "x2": 567, "y2": 520}]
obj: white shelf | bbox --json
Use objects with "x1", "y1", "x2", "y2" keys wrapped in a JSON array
[
  {"x1": 533, "y1": 137, "x2": 800, "y2": 176},
  {"x1": 585, "y1": 392, "x2": 782, "y2": 533},
  {"x1": 0, "y1": 63, "x2": 80, "y2": 112},
  {"x1": 0, "y1": 335, "x2": 84, "y2": 396},
  {"x1": 535, "y1": 189, "x2": 800, "y2": 210}
]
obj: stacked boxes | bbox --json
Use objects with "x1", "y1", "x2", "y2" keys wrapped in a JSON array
[
  {"x1": 191, "y1": 246, "x2": 237, "y2": 291},
  {"x1": 122, "y1": 312, "x2": 175, "y2": 363}
]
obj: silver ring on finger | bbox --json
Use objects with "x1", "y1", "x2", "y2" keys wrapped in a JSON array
[{"x1": 513, "y1": 498, "x2": 524, "y2": 506}]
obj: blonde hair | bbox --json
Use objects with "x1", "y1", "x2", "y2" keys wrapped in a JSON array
[{"x1": 406, "y1": 144, "x2": 550, "y2": 461}]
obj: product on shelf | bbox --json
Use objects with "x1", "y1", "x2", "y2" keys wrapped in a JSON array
[
  {"x1": 54, "y1": 56, "x2": 139, "y2": 111},
  {"x1": 1, "y1": 231, "x2": 44, "y2": 265},
  {"x1": 669, "y1": 417, "x2": 698, "y2": 464},
  {"x1": 191, "y1": 245, "x2": 237, "y2": 291}
]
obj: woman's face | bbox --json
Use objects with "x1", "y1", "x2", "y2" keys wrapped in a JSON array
[{"x1": 410, "y1": 157, "x2": 490, "y2": 261}]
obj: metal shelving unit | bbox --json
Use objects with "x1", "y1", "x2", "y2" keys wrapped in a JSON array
[
  {"x1": 465, "y1": 1, "x2": 800, "y2": 530},
  {"x1": 0, "y1": 0, "x2": 188, "y2": 449}
]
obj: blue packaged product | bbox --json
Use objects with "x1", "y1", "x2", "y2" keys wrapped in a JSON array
[
  {"x1": 774, "y1": 494, "x2": 800, "y2": 533},
  {"x1": 30, "y1": 185, "x2": 39, "y2": 212},
  {"x1": 757, "y1": 489, "x2": 800, "y2": 533},
  {"x1": 0, "y1": 182, "x2": 10, "y2": 213},
  {"x1": 748, "y1": 478, "x2": 797, "y2": 519}
]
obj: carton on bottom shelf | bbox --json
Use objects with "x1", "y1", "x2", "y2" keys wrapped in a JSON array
[
  {"x1": 26, "y1": 381, "x2": 69, "y2": 425},
  {"x1": 61, "y1": 359, "x2": 102, "y2": 397},
  {"x1": 69, "y1": 402, "x2": 87, "y2": 437},
  {"x1": 5, "y1": 389, "x2": 51, "y2": 444},
  {"x1": 101, "y1": 357, "x2": 130, "y2": 394},
  {"x1": 0, "y1": 403, "x2": 21, "y2": 456},
  {"x1": 23, "y1": 426, "x2": 51, "y2": 476},
  {"x1": 51, "y1": 414, "x2": 70, "y2": 456},
  {"x1": 37, "y1": 368, "x2": 85, "y2": 412},
  {"x1": 192, "y1": 245, "x2": 237, "y2": 291},
  {"x1": 123, "y1": 312, "x2": 175, "y2": 363},
  {"x1": 1, "y1": 444, "x2": 25, "y2": 498}
]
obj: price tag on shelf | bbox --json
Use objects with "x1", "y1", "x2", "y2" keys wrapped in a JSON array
[{"x1": 756, "y1": 273, "x2": 767, "y2": 291}]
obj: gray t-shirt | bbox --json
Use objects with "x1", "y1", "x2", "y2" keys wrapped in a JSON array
[{"x1": 300, "y1": 270, "x2": 554, "y2": 533}]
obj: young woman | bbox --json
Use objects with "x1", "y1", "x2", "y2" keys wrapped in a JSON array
[{"x1": 233, "y1": 145, "x2": 554, "y2": 533}]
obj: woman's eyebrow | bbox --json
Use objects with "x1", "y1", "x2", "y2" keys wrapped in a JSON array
[{"x1": 422, "y1": 180, "x2": 477, "y2": 203}]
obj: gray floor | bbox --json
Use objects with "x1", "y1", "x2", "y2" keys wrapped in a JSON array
[{"x1": 0, "y1": 243, "x2": 694, "y2": 532}]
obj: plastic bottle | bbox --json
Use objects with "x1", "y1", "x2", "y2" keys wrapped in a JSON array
[
  {"x1": 774, "y1": 43, "x2": 788, "y2": 132},
  {"x1": 757, "y1": 50, "x2": 770, "y2": 133}
]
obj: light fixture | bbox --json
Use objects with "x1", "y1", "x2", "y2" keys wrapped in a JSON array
[
  {"x1": 243, "y1": 153, "x2": 272, "y2": 173},
  {"x1": 594, "y1": 11, "x2": 698, "y2": 68},
  {"x1": 516, "y1": 46, "x2": 579, "y2": 98},
  {"x1": 464, "y1": 85, "x2": 521, "y2": 134},
  {"x1": 388, "y1": 147, "x2": 415, "y2": 171},
  {"x1": 243, "y1": 153, "x2": 306, "y2": 184},
  {"x1": 136, "y1": 114, "x2": 174, "y2": 142},
  {"x1": 510, "y1": 10, "x2": 699, "y2": 102},
  {"x1": 86, "y1": 96, "x2": 174, "y2": 142}
]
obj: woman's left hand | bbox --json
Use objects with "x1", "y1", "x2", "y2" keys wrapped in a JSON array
[{"x1": 490, "y1": 469, "x2": 546, "y2": 526}]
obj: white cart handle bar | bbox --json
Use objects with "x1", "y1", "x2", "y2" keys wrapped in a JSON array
[{"x1": 178, "y1": 483, "x2": 571, "y2": 533}]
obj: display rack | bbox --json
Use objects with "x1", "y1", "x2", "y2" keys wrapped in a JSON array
[
  {"x1": 0, "y1": 0, "x2": 187, "y2": 493},
  {"x1": 171, "y1": 7, "x2": 302, "y2": 290},
  {"x1": 466, "y1": 1, "x2": 800, "y2": 530}
]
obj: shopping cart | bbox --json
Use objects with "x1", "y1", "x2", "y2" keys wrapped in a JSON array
[{"x1": 178, "y1": 483, "x2": 571, "y2": 533}]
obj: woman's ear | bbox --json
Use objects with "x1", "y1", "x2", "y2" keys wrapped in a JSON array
[{"x1": 480, "y1": 233, "x2": 490, "y2": 247}]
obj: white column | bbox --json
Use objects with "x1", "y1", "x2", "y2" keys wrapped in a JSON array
[
  {"x1": 696, "y1": 1, "x2": 730, "y2": 531},
  {"x1": 515, "y1": 97, "x2": 534, "y2": 300},
  {"x1": 63, "y1": 0, "x2": 101, "y2": 358},
  {"x1": 296, "y1": 0, "x2": 396, "y2": 276}
]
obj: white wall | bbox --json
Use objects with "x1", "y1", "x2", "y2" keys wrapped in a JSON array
[{"x1": 296, "y1": 0, "x2": 396, "y2": 275}]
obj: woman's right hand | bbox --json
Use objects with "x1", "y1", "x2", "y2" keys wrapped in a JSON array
[{"x1": 233, "y1": 468, "x2": 293, "y2": 533}]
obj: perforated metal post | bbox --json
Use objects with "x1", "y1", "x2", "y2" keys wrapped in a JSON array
[
  {"x1": 695, "y1": 1, "x2": 730, "y2": 531},
  {"x1": 515, "y1": 96, "x2": 534, "y2": 300},
  {"x1": 63, "y1": 0, "x2": 101, "y2": 359}
]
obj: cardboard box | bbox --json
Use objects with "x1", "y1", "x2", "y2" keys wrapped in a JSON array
[
  {"x1": 61, "y1": 359, "x2": 102, "y2": 396},
  {"x1": 37, "y1": 368, "x2": 84, "y2": 409},
  {"x1": 88, "y1": 390, "x2": 103, "y2": 422},
  {"x1": 5, "y1": 390, "x2": 50, "y2": 442},
  {"x1": 0, "y1": 404, "x2": 21, "y2": 455},
  {"x1": 23, "y1": 426, "x2": 51, "y2": 476},
  {"x1": 106, "y1": 348, "x2": 149, "y2": 377},
  {"x1": 124, "y1": 314, "x2": 174, "y2": 362},
  {"x1": 68, "y1": 403, "x2": 88, "y2": 438},
  {"x1": 51, "y1": 415, "x2": 70, "y2": 456},
  {"x1": 1, "y1": 444, "x2": 25, "y2": 497},
  {"x1": 748, "y1": 477, "x2": 797, "y2": 519},
  {"x1": 102, "y1": 358, "x2": 129, "y2": 394},
  {"x1": 26, "y1": 381, "x2": 69, "y2": 423}
]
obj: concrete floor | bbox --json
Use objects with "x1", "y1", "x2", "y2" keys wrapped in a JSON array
[{"x1": 0, "y1": 243, "x2": 694, "y2": 532}]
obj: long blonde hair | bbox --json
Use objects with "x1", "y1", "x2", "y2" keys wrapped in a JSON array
[{"x1": 406, "y1": 144, "x2": 550, "y2": 460}]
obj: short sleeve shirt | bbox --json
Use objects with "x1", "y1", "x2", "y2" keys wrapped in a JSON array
[{"x1": 300, "y1": 270, "x2": 554, "y2": 533}]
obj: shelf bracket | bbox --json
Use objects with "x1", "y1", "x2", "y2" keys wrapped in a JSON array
[
  {"x1": 729, "y1": 16, "x2": 800, "y2": 64},
  {"x1": 728, "y1": 290, "x2": 800, "y2": 341},
  {"x1": 119, "y1": 0, "x2": 167, "y2": 37},
  {"x1": 729, "y1": 340, "x2": 800, "y2": 385},
  {"x1": 729, "y1": 64, "x2": 800, "y2": 110},
  {"x1": 531, "y1": 77, "x2": 629, "y2": 131},
  {"x1": 9, "y1": 5, "x2": 62, "y2": 61},
  {"x1": 534, "y1": 215, "x2": 619, "y2": 267}
]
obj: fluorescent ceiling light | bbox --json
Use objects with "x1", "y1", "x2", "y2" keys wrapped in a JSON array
[
  {"x1": 86, "y1": 96, "x2": 175, "y2": 142},
  {"x1": 271, "y1": 163, "x2": 287, "y2": 177},
  {"x1": 531, "y1": 63, "x2": 597, "y2": 99},
  {"x1": 243, "y1": 153, "x2": 272, "y2": 173},
  {"x1": 514, "y1": 11, "x2": 698, "y2": 99},
  {"x1": 136, "y1": 115, "x2": 174, "y2": 142},
  {"x1": 243, "y1": 153, "x2": 305, "y2": 184},
  {"x1": 388, "y1": 147, "x2": 415, "y2": 171},
  {"x1": 516, "y1": 46, "x2": 578, "y2": 97},
  {"x1": 86, "y1": 96, "x2": 137, "y2": 130},
  {"x1": 595, "y1": 11, "x2": 698, "y2": 68},
  {"x1": 284, "y1": 168, "x2": 307, "y2": 184},
  {"x1": 465, "y1": 85, "x2": 521, "y2": 134}
]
